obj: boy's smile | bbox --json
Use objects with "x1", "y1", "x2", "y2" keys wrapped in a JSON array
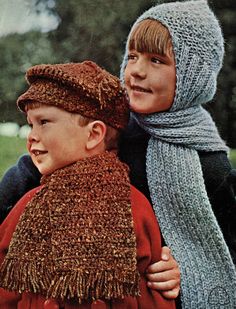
[
  {"x1": 124, "y1": 50, "x2": 176, "y2": 114},
  {"x1": 30, "y1": 149, "x2": 47, "y2": 157}
]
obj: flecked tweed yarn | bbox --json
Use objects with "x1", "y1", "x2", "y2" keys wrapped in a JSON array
[
  {"x1": 17, "y1": 61, "x2": 129, "y2": 130},
  {"x1": 120, "y1": 0, "x2": 236, "y2": 308},
  {"x1": 0, "y1": 152, "x2": 140, "y2": 302}
]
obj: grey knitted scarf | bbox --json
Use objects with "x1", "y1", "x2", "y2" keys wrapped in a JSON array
[{"x1": 121, "y1": 1, "x2": 236, "y2": 308}]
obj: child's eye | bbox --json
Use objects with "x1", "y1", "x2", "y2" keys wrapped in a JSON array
[
  {"x1": 40, "y1": 119, "x2": 49, "y2": 125},
  {"x1": 127, "y1": 53, "x2": 137, "y2": 61},
  {"x1": 151, "y1": 57, "x2": 161, "y2": 64}
]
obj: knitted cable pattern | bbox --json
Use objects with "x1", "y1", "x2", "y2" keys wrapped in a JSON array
[
  {"x1": 120, "y1": 0, "x2": 236, "y2": 308},
  {"x1": 0, "y1": 152, "x2": 140, "y2": 302}
]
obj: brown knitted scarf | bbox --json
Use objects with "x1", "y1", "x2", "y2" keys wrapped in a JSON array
[{"x1": 0, "y1": 152, "x2": 140, "y2": 302}]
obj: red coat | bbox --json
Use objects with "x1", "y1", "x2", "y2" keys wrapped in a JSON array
[{"x1": 0, "y1": 185, "x2": 175, "y2": 309}]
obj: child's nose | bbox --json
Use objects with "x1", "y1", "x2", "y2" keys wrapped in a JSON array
[
  {"x1": 130, "y1": 60, "x2": 147, "y2": 79},
  {"x1": 27, "y1": 127, "x2": 40, "y2": 143}
]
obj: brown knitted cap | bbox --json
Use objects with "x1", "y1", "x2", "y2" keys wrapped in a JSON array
[{"x1": 17, "y1": 61, "x2": 129, "y2": 130}]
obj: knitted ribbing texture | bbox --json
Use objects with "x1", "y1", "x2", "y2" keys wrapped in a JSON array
[
  {"x1": 120, "y1": 0, "x2": 236, "y2": 308},
  {"x1": 135, "y1": 112, "x2": 236, "y2": 308}
]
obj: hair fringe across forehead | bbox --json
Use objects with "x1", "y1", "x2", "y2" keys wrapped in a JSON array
[
  {"x1": 24, "y1": 101, "x2": 42, "y2": 111},
  {"x1": 128, "y1": 19, "x2": 172, "y2": 55}
]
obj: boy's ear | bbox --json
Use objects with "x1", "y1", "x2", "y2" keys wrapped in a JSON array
[{"x1": 86, "y1": 120, "x2": 106, "y2": 151}]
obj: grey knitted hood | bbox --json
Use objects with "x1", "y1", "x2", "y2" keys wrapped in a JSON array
[
  {"x1": 121, "y1": 0, "x2": 224, "y2": 111},
  {"x1": 120, "y1": 1, "x2": 236, "y2": 308}
]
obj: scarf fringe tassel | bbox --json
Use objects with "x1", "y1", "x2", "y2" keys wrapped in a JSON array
[{"x1": 0, "y1": 259, "x2": 140, "y2": 302}]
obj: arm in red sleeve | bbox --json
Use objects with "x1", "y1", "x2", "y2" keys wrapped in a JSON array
[
  {"x1": 130, "y1": 185, "x2": 176, "y2": 309},
  {"x1": 0, "y1": 186, "x2": 42, "y2": 308}
]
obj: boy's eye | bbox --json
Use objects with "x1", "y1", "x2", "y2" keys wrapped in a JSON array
[{"x1": 40, "y1": 119, "x2": 49, "y2": 125}]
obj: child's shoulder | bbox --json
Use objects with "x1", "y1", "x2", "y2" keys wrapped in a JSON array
[{"x1": 199, "y1": 150, "x2": 233, "y2": 192}]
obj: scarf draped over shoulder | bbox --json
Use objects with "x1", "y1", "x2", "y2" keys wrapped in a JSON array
[{"x1": 0, "y1": 151, "x2": 140, "y2": 302}]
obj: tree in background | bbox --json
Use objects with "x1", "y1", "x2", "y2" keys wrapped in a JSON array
[
  {"x1": 207, "y1": 0, "x2": 236, "y2": 147},
  {"x1": 0, "y1": 31, "x2": 55, "y2": 124},
  {"x1": 0, "y1": 0, "x2": 235, "y2": 146}
]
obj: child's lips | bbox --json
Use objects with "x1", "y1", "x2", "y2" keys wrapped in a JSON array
[
  {"x1": 31, "y1": 149, "x2": 47, "y2": 157},
  {"x1": 130, "y1": 85, "x2": 152, "y2": 94}
]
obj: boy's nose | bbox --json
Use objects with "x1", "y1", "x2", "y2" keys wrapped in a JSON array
[{"x1": 27, "y1": 127, "x2": 40, "y2": 143}]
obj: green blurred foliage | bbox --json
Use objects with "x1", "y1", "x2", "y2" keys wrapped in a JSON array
[
  {"x1": 0, "y1": 0, "x2": 236, "y2": 146},
  {"x1": 230, "y1": 149, "x2": 236, "y2": 168},
  {"x1": 207, "y1": 0, "x2": 236, "y2": 148},
  {"x1": 0, "y1": 136, "x2": 26, "y2": 180},
  {"x1": 47, "y1": 0, "x2": 157, "y2": 73},
  {"x1": 0, "y1": 31, "x2": 56, "y2": 125}
]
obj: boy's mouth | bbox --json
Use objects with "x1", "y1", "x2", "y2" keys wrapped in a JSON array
[{"x1": 31, "y1": 149, "x2": 47, "y2": 156}]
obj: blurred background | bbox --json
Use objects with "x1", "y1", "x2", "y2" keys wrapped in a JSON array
[{"x1": 0, "y1": 0, "x2": 236, "y2": 178}]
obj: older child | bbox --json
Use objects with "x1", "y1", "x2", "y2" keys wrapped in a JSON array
[
  {"x1": 119, "y1": 0, "x2": 236, "y2": 308},
  {"x1": 0, "y1": 61, "x2": 176, "y2": 309}
]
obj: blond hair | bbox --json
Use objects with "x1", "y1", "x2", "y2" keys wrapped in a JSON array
[{"x1": 128, "y1": 19, "x2": 172, "y2": 55}]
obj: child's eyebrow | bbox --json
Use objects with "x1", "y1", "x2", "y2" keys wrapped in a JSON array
[{"x1": 26, "y1": 111, "x2": 51, "y2": 122}]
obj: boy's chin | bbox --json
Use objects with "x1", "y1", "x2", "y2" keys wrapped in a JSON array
[{"x1": 35, "y1": 165, "x2": 54, "y2": 176}]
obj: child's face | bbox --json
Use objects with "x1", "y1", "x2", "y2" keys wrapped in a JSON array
[
  {"x1": 26, "y1": 104, "x2": 89, "y2": 175},
  {"x1": 124, "y1": 49, "x2": 176, "y2": 114}
]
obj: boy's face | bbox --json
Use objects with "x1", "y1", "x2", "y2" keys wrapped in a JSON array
[
  {"x1": 26, "y1": 104, "x2": 89, "y2": 175},
  {"x1": 124, "y1": 49, "x2": 176, "y2": 114}
]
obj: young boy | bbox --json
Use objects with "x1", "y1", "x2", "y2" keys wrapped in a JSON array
[
  {"x1": 119, "y1": 0, "x2": 236, "y2": 308},
  {"x1": 0, "y1": 61, "x2": 176, "y2": 309}
]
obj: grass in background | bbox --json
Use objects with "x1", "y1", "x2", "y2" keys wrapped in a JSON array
[
  {"x1": 230, "y1": 149, "x2": 236, "y2": 168},
  {"x1": 0, "y1": 136, "x2": 27, "y2": 179},
  {"x1": 0, "y1": 135, "x2": 236, "y2": 180}
]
